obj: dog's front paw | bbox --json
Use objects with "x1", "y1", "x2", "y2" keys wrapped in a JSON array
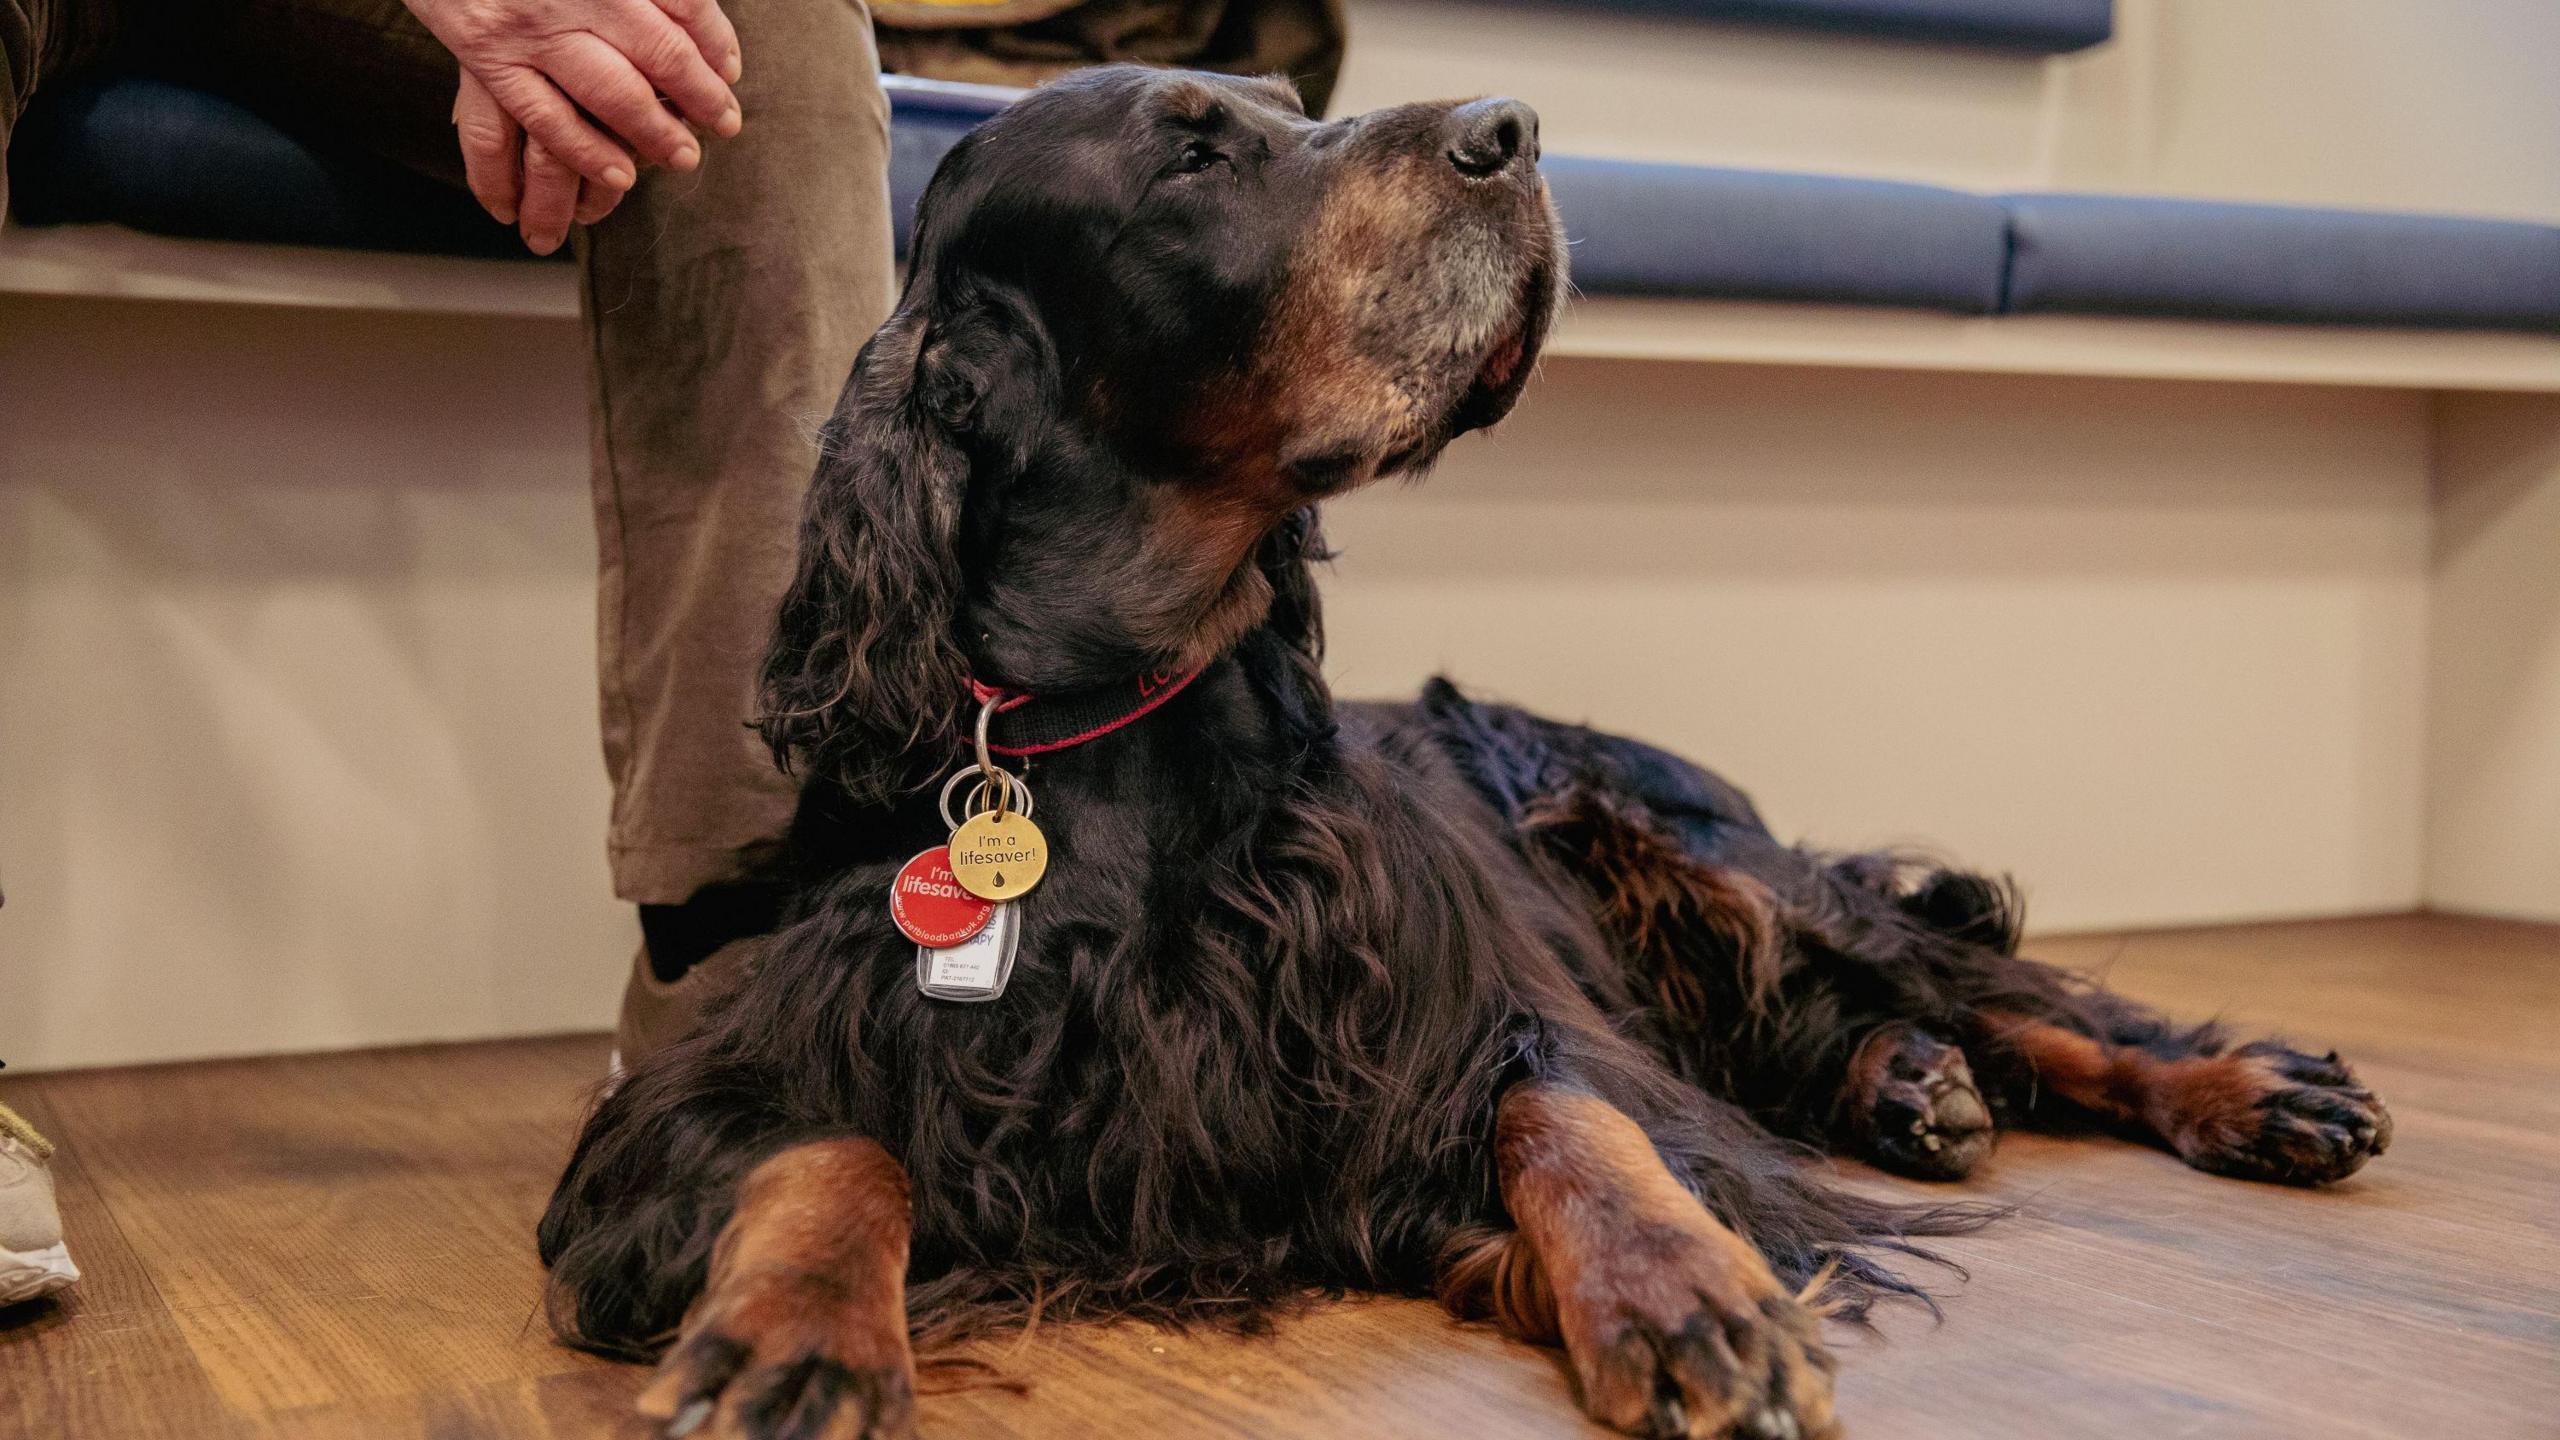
[
  {"x1": 639, "y1": 1270, "x2": 917, "y2": 1440},
  {"x1": 1560, "y1": 1230, "x2": 1839, "y2": 1440},
  {"x1": 2158, "y1": 1041, "x2": 2392, "y2": 1186}
]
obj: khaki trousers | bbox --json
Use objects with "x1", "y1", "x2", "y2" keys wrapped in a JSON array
[{"x1": 2, "y1": 0, "x2": 896, "y2": 903}]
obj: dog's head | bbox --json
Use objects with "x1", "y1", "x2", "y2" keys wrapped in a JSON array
[{"x1": 760, "y1": 65, "x2": 1564, "y2": 799}]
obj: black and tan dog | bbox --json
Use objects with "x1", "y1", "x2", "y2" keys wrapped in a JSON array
[{"x1": 539, "y1": 66, "x2": 2391, "y2": 1440}]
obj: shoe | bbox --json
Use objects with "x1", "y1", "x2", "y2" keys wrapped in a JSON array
[
  {"x1": 612, "y1": 934, "x2": 766, "y2": 1077},
  {"x1": 0, "y1": 1100, "x2": 79, "y2": 1305}
]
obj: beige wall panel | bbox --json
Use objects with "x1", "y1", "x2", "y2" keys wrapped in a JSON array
[
  {"x1": 1, "y1": 297, "x2": 629, "y2": 1071},
  {"x1": 2425, "y1": 393, "x2": 2560, "y2": 921},
  {"x1": 1321, "y1": 360, "x2": 2431, "y2": 932},
  {"x1": 1336, "y1": 0, "x2": 2560, "y2": 222},
  {"x1": 0, "y1": 327, "x2": 2439, "y2": 1066}
]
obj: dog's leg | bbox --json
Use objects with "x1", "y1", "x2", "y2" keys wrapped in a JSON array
[
  {"x1": 1421, "y1": 692, "x2": 2390, "y2": 1189},
  {"x1": 1517, "y1": 786, "x2": 2003, "y2": 1183},
  {"x1": 638, "y1": 1138, "x2": 918, "y2": 1440},
  {"x1": 1822, "y1": 869, "x2": 2010, "y2": 1179},
  {"x1": 1978, "y1": 1009, "x2": 2391, "y2": 1185},
  {"x1": 1446, "y1": 1082, "x2": 1838, "y2": 1440},
  {"x1": 1806, "y1": 865, "x2": 2392, "y2": 1186}
]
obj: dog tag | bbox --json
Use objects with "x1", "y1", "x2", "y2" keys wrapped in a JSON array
[
  {"x1": 915, "y1": 898, "x2": 1021, "y2": 1002},
  {"x1": 948, "y1": 810, "x2": 1049, "y2": 900},
  {"x1": 888, "y1": 848, "x2": 994, "y2": 948}
]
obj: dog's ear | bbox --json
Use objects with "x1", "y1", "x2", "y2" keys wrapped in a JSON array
[{"x1": 756, "y1": 283, "x2": 1049, "y2": 805}]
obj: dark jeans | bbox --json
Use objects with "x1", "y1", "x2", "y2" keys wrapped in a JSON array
[{"x1": 2, "y1": 0, "x2": 897, "y2": 903}]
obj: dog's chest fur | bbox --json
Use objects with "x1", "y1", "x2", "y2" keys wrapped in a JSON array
[{"x1": 783, "y1": 646, "x2": 1572, "y2": 1302}]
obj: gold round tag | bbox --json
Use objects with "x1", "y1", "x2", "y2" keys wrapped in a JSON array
[{"x1": 947, "y1": 811, "x2": 1049, "y2": 900}]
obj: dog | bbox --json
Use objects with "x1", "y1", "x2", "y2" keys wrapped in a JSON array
[{"x1": 538, "y1": 65, "x2": 2393, "y2": 1440}]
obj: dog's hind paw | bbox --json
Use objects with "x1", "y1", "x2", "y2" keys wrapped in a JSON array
[
  {"x1": 1844, "y1": 1023, "x2": 1995, "y2": 1182},
  {"x1": 639, "y1": 1271, "x2": 918, "y2": 1440},
  {"x1": 2162, "y1": 1041, "x2": 2392, "y2": 1186}
]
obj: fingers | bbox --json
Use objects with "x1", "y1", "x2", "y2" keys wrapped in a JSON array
[
  {"x1": 451, "y1": 72, "x2": 524, "y2": 226},
  {"x1": 603, "y1": 0, "x2": 742, "y2": 136},
  {"x1": 518, "y1": 136, "x2": 583, "y2": 255},
  {"x1": 478, "y1": 63, "x2": 638, "y2": 194},
  {"x1": 575, "y1": 175, "x2": 626, "y2": 227},
  {"x1": 653, "y1": 0, "x2": 743, "y2": 87},
  {"x1": 543, "y1": 30, "x2": 703, "y2": 171},
  {"x1": 460, "y1": 72, "x2": 621, "y2": 249}
]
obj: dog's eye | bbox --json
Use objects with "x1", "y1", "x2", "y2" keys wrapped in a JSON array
[{"x1": 1171, "y1": 140, "x2": 1227, "y2": 176}]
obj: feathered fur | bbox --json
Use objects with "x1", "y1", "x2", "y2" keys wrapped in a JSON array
[{"x1": 537, "y1": 69, "x2": 2371, "y2": 1419}]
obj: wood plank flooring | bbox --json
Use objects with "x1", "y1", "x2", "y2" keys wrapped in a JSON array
[{"x1": 4, "y1": 914, "x2": 2555, "y2": 1439}]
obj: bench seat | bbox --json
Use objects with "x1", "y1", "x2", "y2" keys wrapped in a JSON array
[{"x1": 9, "y1": 73, "x2": 2555, "y2": 335}]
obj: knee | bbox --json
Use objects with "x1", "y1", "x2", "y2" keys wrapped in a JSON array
[{"x1": 726, "y1": 0, "x2": 887, "y2": 114}]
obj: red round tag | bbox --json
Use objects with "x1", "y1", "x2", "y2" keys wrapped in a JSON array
[{"x1": 889, "y1": 847, "x2": 995, "y2": 948}]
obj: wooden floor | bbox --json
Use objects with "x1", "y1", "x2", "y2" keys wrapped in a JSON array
[{"x1": 5, "y1": 914, "x2": 2556, "y2": 1439}]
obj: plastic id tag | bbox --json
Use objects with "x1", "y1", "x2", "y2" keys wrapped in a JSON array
[{"x1": 914, "y1": 897, "x2": 1022, "y2": 1002}]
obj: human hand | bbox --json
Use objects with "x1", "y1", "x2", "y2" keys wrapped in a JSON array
[
  {"x1": 413, "y1": 0, "x2": 744, "y2": 231},
  {"x1": 452, "y1": 70, "x2": 627, "y2": 254}
]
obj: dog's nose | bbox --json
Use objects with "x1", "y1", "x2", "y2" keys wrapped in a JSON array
[{"x1": 1446, "y1": 98, "x2": 1540, "y2": 178}]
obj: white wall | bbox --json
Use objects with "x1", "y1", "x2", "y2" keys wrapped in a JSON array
[
  {"x1": 2425, "y1": 394, "x2": 2560, "y2": 920},
  {"x1": 1323, "y1": 361, "x2": 2431, "y2": 931},
  {"x1": 0, "y1": 297, "x2": 629, "y2": 1072},
  {"x1": 0, "y1": 292, "x2": 2440, "y2": 1071},
  {"x1": 1337, "y1": 0, "x2": 2560, "y2": 222}
]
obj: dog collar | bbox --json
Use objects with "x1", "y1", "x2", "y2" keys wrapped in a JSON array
[{"x1": 965, "y1": 666, "x2": 1204, "y2": 757}]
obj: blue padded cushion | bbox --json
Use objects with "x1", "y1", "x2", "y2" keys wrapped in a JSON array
[
  {"x1": 5, "y1": 73, "x2": 996, "y2": 263},
  {"x1": 2003, "y1": 194, "x2": 2560, "y2": 331},
  {"x1": 1546, "y1": 155, "x2": 2009, "y2": 312},
  {"x1": 6, "y1": 77, "x2": 525, "y2": 257},
  {"x1": 879, "y1": 80, "x2": 1012, "y2": 252},
  {"x1": 1533, "y1": 0, "x2": 2111, "y2": 52}
]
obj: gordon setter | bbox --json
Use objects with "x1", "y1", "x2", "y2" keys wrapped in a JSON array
[{"x1": 538, "y1": 66, "x2": 2392, "y2": 1440}]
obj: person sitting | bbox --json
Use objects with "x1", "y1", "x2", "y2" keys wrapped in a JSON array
[{"x1": 2, "y1": 0, "x2": 897, "y2": 1065}]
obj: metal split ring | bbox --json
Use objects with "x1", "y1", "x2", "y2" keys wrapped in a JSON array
[{"x1": 939, "y1": 764, "x2": 1032, "y2": 833}]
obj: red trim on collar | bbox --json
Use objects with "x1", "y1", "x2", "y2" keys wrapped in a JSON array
[{"x1": 966, "y1": 665, "x2": 1205, "y2": 757}]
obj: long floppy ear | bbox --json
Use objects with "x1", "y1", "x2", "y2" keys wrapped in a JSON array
[{"x1": 756, "y1": 284, "x2": 1048, "y2": 805}]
